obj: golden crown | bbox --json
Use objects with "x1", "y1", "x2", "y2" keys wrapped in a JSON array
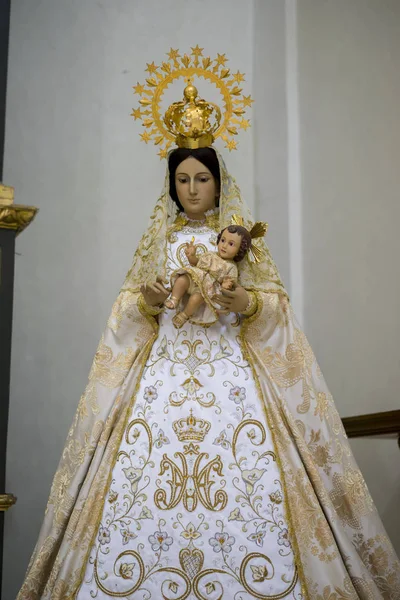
[
  {"x1": 172, "y1": 409, "x2": 211, "y2": 443},
  {"x1": 164, "y1": 82, "x2": 221, "y2": 149},
  {"x1": 131, "y1": 47, "x2": 253, "y2": 159}
]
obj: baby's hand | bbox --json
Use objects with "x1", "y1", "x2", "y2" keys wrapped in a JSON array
[
  {"x1": 221, "y1": 277, "x2": 235, "y2": 291},
  {"x1": 184, "y1": 241, "x2": 197, "y2": 259}
]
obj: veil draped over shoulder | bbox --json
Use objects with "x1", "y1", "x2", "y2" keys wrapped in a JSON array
[{"x1": 18, "y1": 153, "x2": 400, "y2": 600}]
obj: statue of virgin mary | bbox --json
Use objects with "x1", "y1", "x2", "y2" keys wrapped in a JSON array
[{"x1": 18, "y1": 52, "x2": 400, "y2": 600}]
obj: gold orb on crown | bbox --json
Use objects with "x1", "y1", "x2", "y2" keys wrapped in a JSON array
[{"x1": 131, "y1": 47, "x2": 254, "y2": 159}]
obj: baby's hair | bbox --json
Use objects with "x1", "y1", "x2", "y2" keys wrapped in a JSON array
[{"x1": 217, "y1": 225, "x2": 252, "y2": 262}]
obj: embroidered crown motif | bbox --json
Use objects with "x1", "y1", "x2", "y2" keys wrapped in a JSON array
[{"x1": 172, "y1": 409, "x2": 211, "y2": 442}]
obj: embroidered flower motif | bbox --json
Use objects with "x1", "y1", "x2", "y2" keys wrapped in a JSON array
[
  {"x1": 144, "y1": 386, "x2": 158, "y2": 403},
  {"x1": 122, "y1": 467, "x2": 143, "y2": 493},
  {"x1": 156, "y1": 336, "x2": 170, "y2": 360},
  {"x1": 154, "y1": 429, "x2": 170, "y2": 448},
  {"x1": 181, "y1": 522, "x2": 201, "y2": 541},
  {"x1": 314, "y1": 392, "x2": 330, "y2": 420},
  {"x1": 229, "y1": 386, "x2": 246, "y2": 404},
  {"x1": 210, "y1": 233, "x2": 218, "y2": 246},
  {"x1": 209, "y1": 532, "x2": 235, "y2": 554},
  {"x1": 121, "y1": 528, "x2": 137, "y2": 545},
  {"x1": 228, "y1": 507, "x2": 245, "y2": 521},
  {"x1": 269, "y1": 490, "x2": 283, "y2": 504},
  {"x1": 205, "y1": 582, "x2": 216, "y2": 594},
  {"x1": 169, "y1": 582, "x2": 179, "y2": 594},
  {"x1": 314, "y1": 519, "x2": 333, "y2": 550},
  {"x1": 247, "y1": 428, "x2": 257, "y2": 441},
  {"x1": 368, "y1": 546, "x2": 389, "y2": 576},
  {"x1": 247, "y1": 531, "x2": 266, "y2": 547},
  {"x1": 329, "y1": 468, "x2": 373, "y2": 528},
  {"x1": 213, "y1": 430, "x2": 230, "y2": 450},
  {"x1": 108, "y1": 489, "x2": 118, "y2": 504},
  {"x1": 315, "y1": 585, "x2": 354, "y2": 600},
  {"x1": 278, "y1": 528, "x2": 291, "y2": 548},
  {"x1": 313, "y1": 445, "x2": 330, "y2": 468},
  {"x1": 148, "y1": 530, "x2": 173, "y2": 552},
  {"x1": 119, "y1": 562, "x2": 135, "y2": 579},
  {"x1": 182, "y1": 377, "x2": 202, "y2": 397},
  {"x1": 251, "y1": 564, "x2": 270, "y2": 583},
  {"x1": 139, "y1": 506, "x2": 153, "y2": 520},
  {"x1": 131, "y1": 427, "x2": 140, "y2": 442},
  {"x1": 98, "y1": 525, "x2": 111, "y2": 545},
  {"x1": 241, "y1": 468, "x2": 266, "y2": 494},
  {"x1": 214, "y1": 335, "x2": 234, "y2": 360}
]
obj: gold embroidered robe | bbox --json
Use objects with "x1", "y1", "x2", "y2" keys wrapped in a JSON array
[{"x1": 17, "y1": 150, "x2": 400, "y2": 599}]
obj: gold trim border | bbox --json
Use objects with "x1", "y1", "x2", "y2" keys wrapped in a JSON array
[
  {"x1": 0, "y1": 493, "x2": 17, "y2": 512},
  {"x1": 0, "y1": 203, "x2": 38, "y2": 235}
]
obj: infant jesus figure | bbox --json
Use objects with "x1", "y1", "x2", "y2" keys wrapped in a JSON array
[{"x1": 165, "y1": 224, "x2": 253, "y2": 329}]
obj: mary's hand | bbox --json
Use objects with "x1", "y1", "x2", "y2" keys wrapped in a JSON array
[
  {"x1": 140, "y1": 277, "x2": 170, "y2": 307},
  {"x1": 213, "y1": 284, "x2": 249, "y2": 314}
]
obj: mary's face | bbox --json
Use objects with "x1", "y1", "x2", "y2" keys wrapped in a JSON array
[{"x1": 174, "y1": 157, "x2": 219, "y2": 220}]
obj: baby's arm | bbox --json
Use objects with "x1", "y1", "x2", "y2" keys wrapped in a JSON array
[{"x1": 185, "y1": 241, "x2": 199, "y2": 266}]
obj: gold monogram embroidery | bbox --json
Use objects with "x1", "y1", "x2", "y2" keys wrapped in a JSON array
[{"x1": 154, "y1": 443, "x2": 227, "y2": 512}]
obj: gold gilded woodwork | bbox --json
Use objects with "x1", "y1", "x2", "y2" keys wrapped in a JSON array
[
  {"x1": 0, "y1": 183, "x2": 14, "y2": 205},
  {"x1": 0, "y1": 493, "x2": 17, "y2": 512},
  {"x1": 0, "y1": 203, "x2": 38, "y2": 234}
]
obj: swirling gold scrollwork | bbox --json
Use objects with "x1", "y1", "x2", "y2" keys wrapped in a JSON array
[
  {"x1": 193, "y1": 555, "x2": 297, "y2": 600},
  {"x1": 232, "y1": 418, "x2": 266, "y2": 452},
  {"x1": 155, "y1": 566, "x2": 192, "y2": 600},
  {"x1": 192, "y1": 569, "x2": 226, "y2": 600},
  {"x1": 94, "y1": 552, "x2": 191, "y2": 599},
  {"x1": 125, "y1": 418, "x2": 153, "y2": 451},
  {"x1": 240, "y1": 553, "x2": 298, "y2": 599},
  {"x1": 155, "y1": 444, "x2": 227, "y2": 512},
  {"x1": 168, "y1": 377, "x2": 217, "y2": 410},
  {"x1": 94, "y1": 550, "x2": 145, "y2": 597}
]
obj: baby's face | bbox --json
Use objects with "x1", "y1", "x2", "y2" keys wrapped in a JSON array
[{"x1": 218, "y1": 230, "x2": 242, "y2": 260}]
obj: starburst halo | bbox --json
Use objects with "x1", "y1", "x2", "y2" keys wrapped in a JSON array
[{"x1": 131, "y1": 47, "x2": 254, "y2": 159}]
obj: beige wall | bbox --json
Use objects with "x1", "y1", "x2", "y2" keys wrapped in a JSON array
[
  {"x1": 3, "y1": 0, "x2": 400, "y2": 597},
  {"x1": 297, "y1": 0, "x2": 400, "y2": 549}
]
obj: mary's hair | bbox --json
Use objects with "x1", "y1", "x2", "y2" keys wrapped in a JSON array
[{"x1": 168, "y1": 147, "x2": 221, "y2": 211}]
